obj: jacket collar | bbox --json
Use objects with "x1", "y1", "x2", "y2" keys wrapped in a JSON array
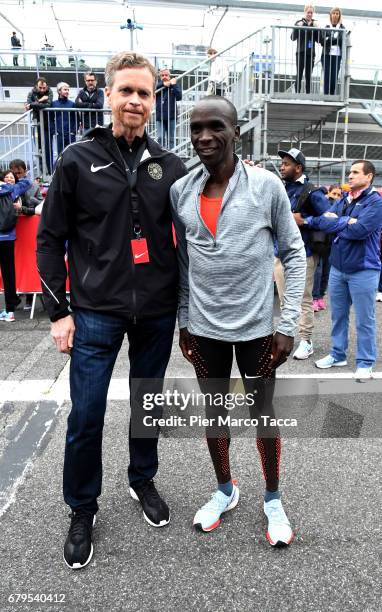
[{"x1": 86, "y1": 125, "x2": 170, "y2": 160}]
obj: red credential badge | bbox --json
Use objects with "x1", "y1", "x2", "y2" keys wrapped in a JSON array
[{"x1": 131, "y1": 238, "x2": 150, "y2": 264}]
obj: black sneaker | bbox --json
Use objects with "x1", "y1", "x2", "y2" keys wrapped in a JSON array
[
  {"x1": 63, "y1": 510, "x2": 96, "y2": 570},
  {"x1": 129, "y1": 480, "x2": 170, "y2": 527}
]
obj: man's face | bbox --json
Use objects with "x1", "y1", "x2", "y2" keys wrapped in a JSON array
[
  {"x1": 85, "y1": 75, "x2": 97, "y2": 92},
  {"x1": 159, "y1": 70, "x2": 170, "y2": 83},
  {"x1": 348, "y1": 163, "x2": 373, "y2": 191},
  {"x1": 59, "y1": 86, "x2": 70, "y2": 98},
  {"x1": 328, "y1": 187, "x2": 342, "y2": 200},
  {"x1": 105, "y1": 67, "x2": 155, "y2": 133},
  {"x1": 279, "y1": 156, "x2": 301, "y2": 181},
  {"x1": 190, "y1": 100, "x2": 239, "y2": 168},
  {"x1": 10, "y1": 165, "x2": 26, "y2": 180},
  {"x1": 37, "y1": 81, "x2": 48, "y2": 94}
]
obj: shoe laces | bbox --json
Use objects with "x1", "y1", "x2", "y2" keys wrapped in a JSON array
[
  {"x1": 136, "y1": 480, "x2": 161, "y2": 504},
  {"x1": 68, "y1": 510, "x2": 93, "y2": 539},
  {"x1": 265, "y1": 501, "x2": 289, "y2": 526},
  {"x1": 203, "y1": 490, "x2": 232, "y2": 514}
]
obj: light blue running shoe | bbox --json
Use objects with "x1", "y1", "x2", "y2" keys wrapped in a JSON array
[
  {"x1": 193, "y1": 484, "x2": 239, "y2": 532},
  {"x1": 264, "y1": 499, "x2": 294, "y2": 547}
]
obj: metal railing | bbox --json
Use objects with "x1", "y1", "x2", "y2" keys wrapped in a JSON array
[
  {"x1": 270, "y1": 25, "x2": 348, "y2": 99},
  {"x1": 148, "y1": 28, "x2": 269, "y2": 161},
  {"x1": 0, "y1": 110, "x2": 35, "y2": 175}
]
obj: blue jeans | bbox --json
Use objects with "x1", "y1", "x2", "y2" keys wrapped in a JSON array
[
  {"x1": 63, "y1": 308, "x2": 176, "y2": 513},
  {"x1": 328, "y1": 266, "x2": 379, "y2": 367},
  {"x1": 156, "y1": 119, "x2": 176, "y2": 150}
]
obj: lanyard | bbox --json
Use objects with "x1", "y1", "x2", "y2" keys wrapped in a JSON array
[{"x1": 122, "y1": 140, "x2": 147, "y2": 238}]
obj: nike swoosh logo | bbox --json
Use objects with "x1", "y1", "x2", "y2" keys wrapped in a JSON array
[
  {"x1": 244, "y1": 374, "x2": 262, "y2": 379},
  {"x1": 90, "y1": 162, "x2": 114, "y2": 173},
  {"x1": 135, "y1": 252, "x2": 148, "y2": 259}
]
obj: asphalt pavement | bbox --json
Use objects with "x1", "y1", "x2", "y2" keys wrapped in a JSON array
[{"x1": 0, "y1": 295, "x2": 381, "y2": 612}]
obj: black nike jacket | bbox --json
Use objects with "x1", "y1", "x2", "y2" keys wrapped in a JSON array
[{"x1": 37, "y1": 126, "x2": 187, "y2": 321}]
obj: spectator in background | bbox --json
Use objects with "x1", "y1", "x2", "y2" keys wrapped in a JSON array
[
  {"x1": 0, "y1": 171, "x2": 32, "y2": 322},
  {"x1": 312, "y1": 184, "x2": 342, "y2": 311},
  {"x1": 51, "y1": 83, "x2": 77, "y2": 157},
  {"x1": 9, "y1": 159, "x2": 42, "y2": 214},
  {"x1": 75, "y1": 72, "x2": 104, "y2": 130},
  {"x1": 25, "y1": 78, "x2": 54, "y2": 175},
  {"x1": 11, "y1": 31, "x2": 22, "y2": 66},
  {"x1": 301, "y1": 160, "x2": 382, "y2": 381},
  {"x1": 9, "y1": 160, "x2": 43, "y2": 310},
  {"x1": 275, "y1": 147, "x2": 329, "y2": 360},
  {"x1": 291, "y1": 5, "x2": 319, "y2": 94},
  {"x1": 206, "y1": 48, "x2": 229, "y2": 96},
  {"x1": 155, "y1": 68, "x2": 182, "y2": 150},
  {"x1": 321, "y1": 7, "x2": 346, "y2": 95}
]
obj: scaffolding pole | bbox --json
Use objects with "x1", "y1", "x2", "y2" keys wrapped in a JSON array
[{"x1": 342, "y1": 32, "x2": 352, "y2": 184}]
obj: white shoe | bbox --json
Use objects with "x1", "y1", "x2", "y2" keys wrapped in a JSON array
[
  {"x1": 193, "y1": 485, "x2": 239, "y2": 532},
  {"x1": 315, "y1": 354, "x2": 347, "y2": 369},
  {"x1": 264, "y1": 498, "x2": 294, "y2": 547},
  {"x1": 354, "y1": 367, "x2": 373, "y2": 382},
  {"x1": 293, "y1": 340, "x2": 313, "y2": 360},
  {"x1": 376, "y1": 292, "x2": 382, "y2": 302}
]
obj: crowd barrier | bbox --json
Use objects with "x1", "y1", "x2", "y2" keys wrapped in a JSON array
[{"x1": 0, "y1": 215, "x2": 68, "y2": 319}]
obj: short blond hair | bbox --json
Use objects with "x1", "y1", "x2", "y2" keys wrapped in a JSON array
[
  {"x1": 57, "y1": 81, "x2": 69, "y2": 93},
  {"x1": 105, "y1": 51, "x2": 157, "y2": 90},
  {"x1": 304, "y1": 4, "x2": 315, "y2": 12}
]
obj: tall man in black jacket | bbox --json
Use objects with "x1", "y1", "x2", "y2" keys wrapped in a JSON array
[
  {"x1": 75, "y1": 72, "x2": 104, "y2": 130},
  {"x1": 37, "y1": 52, "x2": 187, "y2": 570}
]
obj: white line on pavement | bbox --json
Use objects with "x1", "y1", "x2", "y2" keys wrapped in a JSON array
[{"x1": 1, "y1": 372, "x2": 382, "y2": 403}]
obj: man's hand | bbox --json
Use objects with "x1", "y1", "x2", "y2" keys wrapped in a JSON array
[
  {"x1": 293, "y1": 212, "x2": 305, "y2": 227},
  {"x1": 324, "y1": 211, "x2": 338, "y2": 218},
  {"x1": 348, "y1": 218, "x2": 357, "y2": 224},
  {"x1": 51, "y1": 315, "x2": 75, "y2": 354},
  {"x1": 163, "y1": 80, "x2": 171, "y2": 87},
  {"x1": 13, "y1": 200, "x2": 22, "y2": 210},
  {"x1": 269, "y1": 332, "x2": 294, "y2": 370},
  {"x1": 179, "y1": 327, "x2": 193, "y2": 363},
  {"x1": 25, "y1": 103, "x2": 30, "y2": 110},
  {"x1": 170, "y1": 77, "x2": 177, "y2": 86},
  {"x1": 39, "y1": 95, "x2": 48, "y2": 103}
]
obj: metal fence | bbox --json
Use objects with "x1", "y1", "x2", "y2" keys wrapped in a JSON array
[
  {"x1": 270, "y1": 25, "x2": 348, "y2": 99},
  {"x1": 0, "y1": 110, "x2": 35, "y2": 175}
]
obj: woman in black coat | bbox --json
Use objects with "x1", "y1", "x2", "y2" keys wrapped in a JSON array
[
  {"x1": 321, "y1": 7, "x2": 346, "y2": 95},
  {"x1": 291, "y1": 4, "x2": 320, "y2": 94}
]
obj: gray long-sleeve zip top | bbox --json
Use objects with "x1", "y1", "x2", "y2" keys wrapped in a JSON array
[{"x1": 170, "y1": 159, "x2": 306, "y2": 342}]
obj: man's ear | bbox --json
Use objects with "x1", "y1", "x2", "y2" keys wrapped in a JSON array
[{"x1": 234, "y1": 125, "x2": 240, "y2": 141}]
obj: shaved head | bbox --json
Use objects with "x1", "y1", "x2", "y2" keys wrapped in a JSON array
[{"x1": 192, "y1": 96, "x2": 238, "y2": 126}]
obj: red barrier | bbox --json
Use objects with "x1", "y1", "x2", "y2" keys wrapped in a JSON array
[{"x1": 0, "y1": 216, "x2": 41, "y2": 293}]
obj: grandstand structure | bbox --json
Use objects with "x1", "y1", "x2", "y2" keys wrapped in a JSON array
[{"x1": 0, "y1": 23, "x2": 381, "y2": 185}]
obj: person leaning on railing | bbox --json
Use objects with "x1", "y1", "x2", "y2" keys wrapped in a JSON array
[
  {"x1": 75, "y1": 72, "x2": 104, "y2": 131},
  {"x1": 25, "y1": 78, "x2": 54, "y2": 175},
  {"x1": 320, "y1": 7, "x2": 346, "y2": 95},
  {"x1": 291, "y1": 4, "x2": 320, "y2": 94}
]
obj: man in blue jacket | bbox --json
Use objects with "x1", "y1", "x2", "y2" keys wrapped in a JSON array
[
  {"x1": 155, "y1": 68, "x2": 182, "y2": 150},
  {"x1": 275, "y1": 148, "x2": 328, "y2": 360},
  {"x1": 51, "y1": 82, "x2": 78, "y2": 158},
  {"x1": 296, "y1": 160, "x2": 382, "y2": 381}
]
